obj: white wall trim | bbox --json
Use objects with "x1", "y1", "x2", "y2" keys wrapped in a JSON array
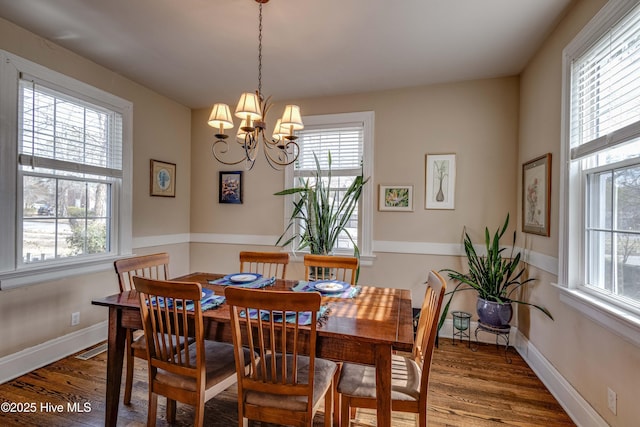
[
  {"x1": 0, "y1": 321, "x2": 107, "y2": 384},
  {"x1": 132, "y1": 233, "x2": 559, "y2": 275},
  {"x1": 0, "y1": 258, "x2": 116, "y2": 290},
  {"x1": 132, "y1": 233, "x2": 191, "y2": 249},
  {"x1": 190, "y1": 233, "x2": 280, "y2": 246},
  {"x1": 555, "y1": 284, "x2": 640, "y2": 348},
  {"x1": 515, "y1": 330, "x2": 608, "y2": 427},
  {"x1": 521, "y1": 250, "x2": 558, "y2": 276},
  {"x1": 374, "y1": 240, "x2": 464, "y2": 256}
]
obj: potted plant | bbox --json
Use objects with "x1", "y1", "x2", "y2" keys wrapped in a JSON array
[
  {"x1": 439, "y1": 214, "x2": 553, "y2": 329},
  {"x1": 274, "y1": 152, "x2": 368, "y2": 260}
]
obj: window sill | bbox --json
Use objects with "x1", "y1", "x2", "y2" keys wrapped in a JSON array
[
  {"x1": 0, "y1": 255, "x2": 125, "y2": 290},
  {"x1": 555, "y1": 284, "x2": 640, "y2": 348}
]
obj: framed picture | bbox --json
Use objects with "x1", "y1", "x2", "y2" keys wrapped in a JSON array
[
  {"x1": 379, "y1": 185, "x2": 413, "y2": 211},
  {"x1": 425, "y1": 154, "x2": 456, "y2": 209},
  {"x1": 219, "y1": 171, "x2": 243, "y2": 204},
  {"x1": 150, "y1": 159, "x2": 176, "y2": 197},
  {"x1": 522, "y1": 153, "x2": 551, "y2": 236}
]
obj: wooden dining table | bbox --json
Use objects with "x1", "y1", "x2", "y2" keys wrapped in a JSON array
[{"x1": 91, "y1": 272, "x2": 414, "y2": 427}]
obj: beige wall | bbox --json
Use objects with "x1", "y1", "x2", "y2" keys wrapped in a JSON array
[
  {"x1": 2, "y1": 2, "x2": 638, "y2": 424},
  {"x1": 191, "y1": 77, "x2": 520, "y2": 304},
  {"x1": 0, "y1": 18, "x2": 192, "y2": 357},
  {"x1": 519, "y1": 0, "x2": 639, "y2": 425}
]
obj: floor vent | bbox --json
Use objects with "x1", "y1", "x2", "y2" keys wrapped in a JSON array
[{"x1": 75, "y1": 343, "x2": 108, "y2": 360}]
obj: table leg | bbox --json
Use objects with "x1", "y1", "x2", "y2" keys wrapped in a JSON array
[
  {"x1": 105, "y1": 306, "x2": 126, "y2": 427},
  {"x1": 374, "y1": 344, "x2": 392, "y2": 427}
]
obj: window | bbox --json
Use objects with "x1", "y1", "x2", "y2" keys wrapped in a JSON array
[
  {"x1": 561, "y1": 0, "x2": 640, "y2": 340},
  {"x1": 283, "y1": 111, "x2": 374, "y2": 260},
  {"x1": 0, "y1": 51, "x2": 132, "y2": 289}
]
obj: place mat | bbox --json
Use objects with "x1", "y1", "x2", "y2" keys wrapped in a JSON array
[
  {"x1": 241, "y1": 304, "x2": 330, "y2": 326},
  {"x1": 292, "y1": 280, "x2": 361, "y2": 299},
  {"x1": 208, "y1": 275, "x2": 276, "y2": 289},
  {"x1": 148, "y1": 288, "x2": 225, "y2": 312}
]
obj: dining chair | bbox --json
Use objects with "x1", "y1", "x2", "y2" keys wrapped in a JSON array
[
  {"x1": 134, "y1": 276, "x2": 250, "y2": 427},
  {"x1": 239, "y1": 251, "x2": 289, "y2": 280},
  {"x1": 336, "y1": 270, "x2": 447, "y2": 427},
  {"x1": 114, "y1": 252, "x2": 170, "y2": 405},
  {"x1": 225, "y1": 287, "x2": 337, "y2": 427},
  {"x1": 303, "y1": 254, "x2": 358, "y2": 285}
]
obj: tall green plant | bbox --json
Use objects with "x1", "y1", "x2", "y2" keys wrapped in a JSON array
[
  {"x1": 274, "y1": 152, "x2": 367, "y2": 256},
  {"x1": 438, "y1": 214, "x2": 553, "y2": 330}
]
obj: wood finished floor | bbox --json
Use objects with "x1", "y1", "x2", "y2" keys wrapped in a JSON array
[{"x1": 0, "y1": 338, "x2": 574, "y2": 426}]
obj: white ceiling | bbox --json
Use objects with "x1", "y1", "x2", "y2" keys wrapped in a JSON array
[{"x1": 0, "y1": 0, "x2": 572, "y2": 109}]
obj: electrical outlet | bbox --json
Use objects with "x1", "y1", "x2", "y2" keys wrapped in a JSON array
[
  {"x1": 607, "y1": 387, "x2": 617, "y2": 415},
  {"x1": 71, "y1": 312, "x2": 80, "y2": 326}
]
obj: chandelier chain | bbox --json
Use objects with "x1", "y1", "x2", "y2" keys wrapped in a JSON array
[{"x1": 258, "y1": 2, "x2": 263, "y2": 98}]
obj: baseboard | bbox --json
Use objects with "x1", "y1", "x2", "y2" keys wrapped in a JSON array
[
  {"x1": 0, "y1": 321, "x2": 107, "y2": 384},
  {"x1": 514, "y1": 330, "x2": 608, "y2": 427}
]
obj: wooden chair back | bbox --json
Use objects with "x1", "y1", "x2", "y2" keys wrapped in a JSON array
[
  {"x1": 133, "y1": 277, "x2": 206, "y2": 404},
  {"x1": 114, "y1": 253, "x2": 170, "y2": 292},
  {"x1": 303, "y1": 254, "x2": 358, "y2": 285},
  {"x1": 415, "y1": 270, "x2": 447, "y2": 397},
  {"x1": 239, "y1": 251, "x2": 289, "y2": 280},
  {"x1": 113, "y1": 252, "x2": 170, "y2": 405},
  {"x1": 225, "y1": 287, "x2": 331, "y2": 427}
]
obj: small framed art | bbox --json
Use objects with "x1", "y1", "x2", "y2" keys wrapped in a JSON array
[
  {"x1": 379, "y1": 185, "x2": 413, "y2": 211},
  {"x1": 219, "y1": 171, "x2": 243, "y2": 204},
  {"x1": 150, "y1": 159, "x2": 176, "y2": 197},
  {"x1": 425, "y1": 154, "x2": 456, "y2": 209},
  {"x1": 522, "y1": 153, "x2": 551, "y2": 236}
]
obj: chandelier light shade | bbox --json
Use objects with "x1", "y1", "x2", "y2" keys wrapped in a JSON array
[
  {"x1": 207, "y1": 0, "x2": 303, "y2": 170},
  {"x1": 235, "y1": 92, "x2": 262, "y2": 123},
  {"x1": 207, "y1": 103, "x2": 234, "y2": 138}
]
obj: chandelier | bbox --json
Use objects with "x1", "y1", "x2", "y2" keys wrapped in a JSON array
[{"x1": 207, "y1": 0, "x2": 303, "y2": 170}]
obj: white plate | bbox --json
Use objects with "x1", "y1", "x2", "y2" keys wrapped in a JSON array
[
  {"x1": 312, "y1": 280, "x2": 350, "y2": 293},
  {"x1": 228, "y1": 273, "x2": 260, "y2": 283}
]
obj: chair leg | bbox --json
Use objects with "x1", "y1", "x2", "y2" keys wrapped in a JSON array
[
  {"x1": 166, "y1": 398, "x2": 177, "y2": 423},
  {"x1": 333, "y1": 364, "x2": 341, "y2": 426},
  {"x1": 341, "y1": 395, "x2": 351, "y2": 427},
  {"x1": 237, "y1": 400, "x2": 246, "y2": 427},
  {"x1": 147, "y1": 392, "x2": 158, "y2": 427},
  {"x1": 194, "y1": 397, "x2": 205, "y2": 427},
  {"x1": 324, "y1": 378, "x2": 333, "y2": 427},
  {"x1": 418, "y1": 408, "x2": 427, "y2": 427},
  {"x1": 124, "y1": 330, "x2": 134, "y2": 405}
]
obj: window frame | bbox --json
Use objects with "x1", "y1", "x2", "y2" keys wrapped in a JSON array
[
  {"x1": 559, "y1": 0, "x2": 640, "y2": 346},
  {"x1": 0, "y1": 50, "x2": 132, "y2": 290},
  {"x1": 282, "y1": 111, "x2": 374, "y2": 263}
]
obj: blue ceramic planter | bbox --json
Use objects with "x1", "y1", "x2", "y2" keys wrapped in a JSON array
[{"x1": 476, "y1": 298, "x2": 513, "y2": 327}]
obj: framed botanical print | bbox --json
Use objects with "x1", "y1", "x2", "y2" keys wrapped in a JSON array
[
  {"x1": 219, "y1": 171, "x2": 243, "y2": 204},
  {"x1": 150, "y1": 159, "x2": 176, "y2": 197},
  {"x1": 425, "y1": 154, "x2": 456, "y2": 209},
  {"x1": 379, "y1": 185, "x2": 413, "y2": 211},
  {"x1": 522, "y1": 153, "x2": 551, "y2": 236}
]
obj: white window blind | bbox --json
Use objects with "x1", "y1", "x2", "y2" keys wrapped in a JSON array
[
  {"x1": 18, "y1": 76, "x2": 123, "y2": 178},
  {"x1": 295, "y1": 123, "x2": 363, "y2": 172},
  {"x1": 570, "y1": 2, "x2": 640, "y2": 160}
]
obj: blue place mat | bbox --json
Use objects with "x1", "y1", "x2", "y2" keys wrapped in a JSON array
[
  {"x1": 149, "y1": 288, "x2": 225, "y2": 312},
  {"x1": 208, "y1": 276, "x2": 276, "y2": 289},
  {"x1": 292, "y1": 281, "x2": 361, "y2": 298},
  {"x1": 240, "y1": 305, "x2": 330, "y2": 326}
]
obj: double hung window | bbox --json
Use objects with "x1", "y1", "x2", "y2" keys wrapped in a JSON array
[
  {"x1": 561, "y1": 0, "x2": 640, "y2": 333},
  {"x1": 0, "y1": 51, "x2": 132, "y2": 288},
  {"x1": 283, "y1": 111, "x2": 373, "y2": 259}
]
